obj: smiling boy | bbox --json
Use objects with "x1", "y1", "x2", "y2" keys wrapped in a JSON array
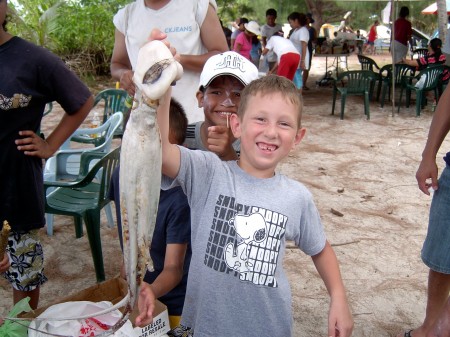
[
  {"x1": 184, "y1": 51, "x2": 258, "y2": 160},
  {"x1": 137, "y1": 72, "x2": 354, "y2": 336}
]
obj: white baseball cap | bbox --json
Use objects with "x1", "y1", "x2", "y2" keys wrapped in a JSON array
[
  {"x1": 199, "y1": 51, "x2": 259, "y2": 90},
  {"x1": 244, "y1": 21, "x2": 262, "y2": 36}
]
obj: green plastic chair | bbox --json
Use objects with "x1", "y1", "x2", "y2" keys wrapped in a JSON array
[
  {"x1": 73, "y1": 89, "x2": 128, "y2": 144},
  {"x1": 357, "y1": 54, "x2": 381, "y2": 72},
  {"x1": 357, "y1": 55, "x2": 381, "y2": 99},
  {"x1": 398, "y1": 64, "x2": 444, "y2": 116},
  {"x1": 378, "y1": 64, "x2": 416, "y2": 107},
  {"x1": 332, "y1": 70, "x2": 377, "y2": 120},
  {"x1": 411, "y1": 48, "x2": 428, "y2": 60},
  {"x1": 44, "y1": 147, "x2": 120, "y2": 282}
]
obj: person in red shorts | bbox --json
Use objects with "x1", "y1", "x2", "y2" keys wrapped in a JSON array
[{"x1": 364, "y1": 20, "x2": 378, "y2": 55}]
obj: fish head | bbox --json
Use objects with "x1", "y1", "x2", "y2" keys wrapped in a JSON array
[{"x1": 133, "y1": 40, "x2": 183, "y2": 101}]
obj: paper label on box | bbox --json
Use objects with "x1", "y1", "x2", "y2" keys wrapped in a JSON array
[{"x1": 133, "y1": 309, "x2": 170, "y2": 337}]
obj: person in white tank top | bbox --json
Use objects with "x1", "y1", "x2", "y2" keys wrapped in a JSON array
[{"x1": 111, "y1": 0, "x2": 228, "y2": 123}]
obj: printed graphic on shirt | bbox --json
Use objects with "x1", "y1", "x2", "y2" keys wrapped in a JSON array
[
  {"x1": 205, "y1": 194, "x2": 287, "y2": 287},
  {"x1": 0, "y1": 94, "x2": 32, "y2": 110}
]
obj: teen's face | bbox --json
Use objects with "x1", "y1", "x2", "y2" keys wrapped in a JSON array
[
  {"x1": 197, "y1": 76, "x2": 244, "y2": 127},
  {"x1": 230, "y1": 92, "x2": 305, "y2": 178},
  {"x1": 266, "y1": 15, "x2": 276, "y2": 26},
  {"x1": 288, "y1": 19, "x2": 299, "y2": 29}
]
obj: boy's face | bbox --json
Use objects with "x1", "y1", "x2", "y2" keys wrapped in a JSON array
[
  {"x1": 230, "y1": 92, "x2": 305, "y2": 179},
  {"x1": 266, "y1": 15, "x2": 277, "y2": 26},
  {"x1": 197, "y1": 76, "x2": 244, "y2": 128}
]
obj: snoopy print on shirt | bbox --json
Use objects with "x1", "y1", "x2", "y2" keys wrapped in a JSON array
[{"x1": 205, "y1": 194, "x2": 287, "y2": 287}]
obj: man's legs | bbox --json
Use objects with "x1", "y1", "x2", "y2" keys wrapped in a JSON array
[
  {"x1": 13, "y1": 287, "x2": 40, "y2": 310},
  {"x1": 426, "y1": 296, "x2": 450, "y2": 337}
]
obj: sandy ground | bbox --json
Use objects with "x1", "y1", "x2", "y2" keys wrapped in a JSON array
[{"x1": 1, "y1": 51, "x2": 448, "y2": 337}]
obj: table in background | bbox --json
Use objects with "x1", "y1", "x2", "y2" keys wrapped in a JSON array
[{"x1": 314, "y1": 53, "x2": 350, "y2": 78}]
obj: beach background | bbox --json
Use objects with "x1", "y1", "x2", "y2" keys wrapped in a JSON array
[{"x1": 1, "y1": 52, "x2": 448, "y2": 336}]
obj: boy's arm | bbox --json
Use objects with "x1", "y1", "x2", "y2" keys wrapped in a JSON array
[
  {"x1": 158, "y1": 89, "x2": 181, "y2": 178},
  {"x1": 135, "y1": 243, "x2": 187, "y2": 327},
  {"x1": 311, "y1": 241, "x2": 354, "y2": 337},
  {"x1": 181, "y1": 4, "x2": 228, "y2": 72},
  {"x1": 16, "y1": 96, "x2": 93, "y2": 159}
]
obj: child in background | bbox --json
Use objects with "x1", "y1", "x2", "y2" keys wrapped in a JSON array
[
  {"x1": 0, "y1": 0, "x2": 92, "y2": 310},
  {"x1": 262, "y1": 31, "x2": 300, "y2": 81},
  {"x1": 136, "y1": 35, "x2": 353, "y2": 334},
  {"x1": 184, "y1": 51, "x2": 259, "y2": 160},
  {"x1": 109, "y1": 98, "x2": 190, "y2": 329}
]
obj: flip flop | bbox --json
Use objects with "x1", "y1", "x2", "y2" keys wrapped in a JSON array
[{"x1": 404, "y1": 330, "x2": 413, "y2": 337}]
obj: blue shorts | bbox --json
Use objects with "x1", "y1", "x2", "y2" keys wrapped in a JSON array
[
  {"x1": 421, "y1": 164, "x2": 450, "y2": 274},
  {"x1": 293, "y1": 69, "x2": 303, "y2": 89},
  {"x1": 2, "y1": 230, "x2": 48, "y2": 291}
]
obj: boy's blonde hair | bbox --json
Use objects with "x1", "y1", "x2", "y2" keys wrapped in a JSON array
[{"x1": 237, "y1": 75, "x2": 303, "y2": 128}]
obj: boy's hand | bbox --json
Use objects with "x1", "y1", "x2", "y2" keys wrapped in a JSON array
[
  {"x1": 0, "y1": 253, "x2": 10, "y2": 273},
  {"x1": 207, "y1": 125, "x2": 238, "y2": 160},
  {"x1": 328, "y1": 296, "x2": 353, "y2": 337},
  {"x1": 135, "y1": 282, "x2": 156, "y2": 327},
  {"x1": 16, "y1": 130, "x2": 56, "y2": 159}
]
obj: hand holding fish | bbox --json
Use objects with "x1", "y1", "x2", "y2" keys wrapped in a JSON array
[{"x1": 135, "y1": 282, "x2": 156, "y2": 327}]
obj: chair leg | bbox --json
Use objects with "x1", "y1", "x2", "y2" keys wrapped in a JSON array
[
  {"x1": 416, "y1": 90, "x2": 422, "y2": 117},
  {"x1": 83, "y1": 210, "x2": 105, "y2": 282},
  {"x1": 381, "y1": 84, "x2": 387, "y2": 108},
  {"x1": 364, "y1": 92, "x2": 370, "y2": 120},
  {"x1": 74, "y1": 216, "x2": 83, "y2": 239},
  {"x1": 105, "y1": 203, "x2": 114, "y2": 228},
  {"x1": 332, "y1": 89, "x2": 337, "y2": 115},
  {"x1": 46, "y1": 214, "x2": 54, "y2": 236},
  {"x1": 340, "y1": 95, "x2": 346, "y2": 120},
  {"x1": 398, "y1": 87, "x2": 404, "y2": 113}
]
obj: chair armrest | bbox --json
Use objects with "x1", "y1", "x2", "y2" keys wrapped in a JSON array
[{"x1": 78, "y1": 151, "x2": 106, "y2": 177}]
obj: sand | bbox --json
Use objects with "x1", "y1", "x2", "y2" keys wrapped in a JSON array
[{"x1": 1, "y1": 52, "x2": 447, "y2": 337}]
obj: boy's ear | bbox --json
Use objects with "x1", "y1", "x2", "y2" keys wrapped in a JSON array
[
  {"x1": 292, "y1": 127, "x2": 306, "y2": 149},
  {"x1": 229, "y1": 113, "x2": 241, "y2": 138},
  {"x1": 196, "y1": 90, "x2": 204, "y2": 108}
]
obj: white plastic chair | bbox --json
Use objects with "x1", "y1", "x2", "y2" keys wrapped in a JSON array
[{"x1": 44, "y1": 111, "x2": 123, "y2": 236}]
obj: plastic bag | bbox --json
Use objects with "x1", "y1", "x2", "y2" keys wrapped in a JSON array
[
  {"x1": 0, "y1": 297, "x2": 32, "y2": 337},
  {"x1": 28, "y1": 301, "x2": 134, "y2": 337},
  {"x1": 415, "y1": 75, "x2": 425, "y2": 89}
]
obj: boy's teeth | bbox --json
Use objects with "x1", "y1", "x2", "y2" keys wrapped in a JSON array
[{"x1": 259, "y1": 143, "x2": 276, "y2": 151}]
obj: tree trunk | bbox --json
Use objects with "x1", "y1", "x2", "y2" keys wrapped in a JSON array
[{"x1": 437, "y1": 0, "x2": 448, "y2": 41}]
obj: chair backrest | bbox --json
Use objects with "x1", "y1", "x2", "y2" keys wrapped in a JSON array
[
  {"x1": 79, "y1": 147, "x2": 121, "y2": 209},
  {"x1": 45, "y1": 112, "x2": 123, "y2": 181},
  {"x1": 382, "y1": 64, "x2": 416, "y2": 85},
  {"x1": 412, "y1": 48, "x2": 428, "y2": 60},
  {"x1": 337, "y1": 70, "x2": 377, "y2": 93},
  {"x1": 94, "y1": 89, "x2": 128, "y2": 123},
  {"x1": 417, "y1": 64, "x2": 444, "y2": 90},
  {"x1": 357, "y1": 54, "x2": 380, "y2": 72}
]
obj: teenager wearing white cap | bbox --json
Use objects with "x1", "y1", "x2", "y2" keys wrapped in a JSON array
[{"x1": 184, "y1": 51, "x2": 259, "y2": 160}]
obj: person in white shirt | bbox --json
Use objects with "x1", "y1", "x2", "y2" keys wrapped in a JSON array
[
  {"x1": 110, "y1": 0, "x2": 228, "y2": 123},
  {"x1": 262, "y1": 31, "x2": 300, "y2": 81}
]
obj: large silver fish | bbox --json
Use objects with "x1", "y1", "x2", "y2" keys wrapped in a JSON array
[{"x1": 120, "y1": 40, "x2": 183, "y2": 310}]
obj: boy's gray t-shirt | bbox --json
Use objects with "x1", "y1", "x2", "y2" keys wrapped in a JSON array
[{"x1": 162, "y1": 147, "x2": 326, "y2": 337}]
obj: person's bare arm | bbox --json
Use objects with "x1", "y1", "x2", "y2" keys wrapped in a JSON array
[
  {"x1": 416, "y1": 86, "x2": 450, "y2": 194},
  {"x1": 311, "y1": 241, "x2": 354, "y2": 337},
  {"x1": 300, "y1": 41, "x2": 307, "y2": 70},
  {"x1": 158, "y1": 89, "x2": 181, "y2": 179},
  {"x1": 111, "y1": 29, "x2": 135, "y2": 96},
  {"x1": 179, "y1": 4, "x2": 228, "y2": 72},
  {"x1": 16, "y1": 96, "x2": 93, "y2": 159},
  {"x1": 149, "y1": 243, "x2": 187, "y2": 298}
]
